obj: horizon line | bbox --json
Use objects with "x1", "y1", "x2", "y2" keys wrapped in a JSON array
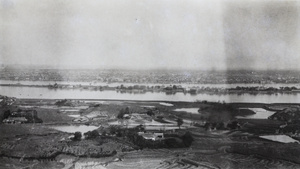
[{"x1": 1, "y1": 64, "x2": 300, "y2": 72}]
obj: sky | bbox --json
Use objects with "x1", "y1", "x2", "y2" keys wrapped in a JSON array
[{"x1": 0, "y1": 0, "x2": 300, "y2": 70}]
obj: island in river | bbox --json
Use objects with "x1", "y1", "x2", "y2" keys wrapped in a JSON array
[
  {"x1": 0, "y1": 95, "x2": 300, "y2": 169},
  {"x1": 1, "y1": 82, "x2": 300, "y2": 95}
]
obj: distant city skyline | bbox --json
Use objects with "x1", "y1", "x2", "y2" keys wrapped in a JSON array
[{"x1": 1, "y1": 0, "x2": 300, "y2": 70}]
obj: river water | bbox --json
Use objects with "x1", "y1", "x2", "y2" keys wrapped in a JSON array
[
  {"x1": 49, "y1": 125, "x2": 99, "y2": 134},
  {"x1": 237, "y1": 108, "x2": 276, "y2": 119},
  {"x1": 1, "y1": 85, "x2": 300, "y2": 103}
]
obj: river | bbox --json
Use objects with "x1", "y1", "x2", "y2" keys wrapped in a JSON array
[{"x1": 1, "y1": 85, "x2": 300, "y2": 103}]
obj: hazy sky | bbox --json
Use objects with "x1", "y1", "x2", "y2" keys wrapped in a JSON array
[{"x1": 0, "y1": 0, "x2": 299, "y2": 70}]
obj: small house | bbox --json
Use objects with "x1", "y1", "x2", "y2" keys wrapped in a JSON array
[{"x1": 138, "y1": 132, "x2": 164, "y2": 141}]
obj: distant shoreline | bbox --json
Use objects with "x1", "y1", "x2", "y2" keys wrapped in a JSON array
[
  {"x1": 1, "y1": 82, "x2": 300, "y2": 95},
  {"x1": 3, "y1": 97, "x2": 300, "y2": 105}
]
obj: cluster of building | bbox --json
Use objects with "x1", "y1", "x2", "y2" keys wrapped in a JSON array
[
  {"x1": 2, "y1": 67, "x2": 300, "y2": 84},
  {"x1": 0, "y1": 96, "x2": 16, "y2": 106},
  {"x1": 2, "y1": 109, "x2": 43, "y2": 124},
  {"x1": 137, "y1": 132, "x2": 164, "y2": 141},
  {"x1": 3, "y1": 117, "x2": 28, "y2": 124}
]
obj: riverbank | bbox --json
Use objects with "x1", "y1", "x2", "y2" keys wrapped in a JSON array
[{"x1": 2, "y1": 83, "x2": 300, "y2": 95}]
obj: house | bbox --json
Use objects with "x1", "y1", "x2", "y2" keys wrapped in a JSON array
[
  {"x1": 154, "y1": 133, "x2": 164, "y2": 139},
  {"x1": 138, "y1": 132, "x2": 164, "y2": 141}
]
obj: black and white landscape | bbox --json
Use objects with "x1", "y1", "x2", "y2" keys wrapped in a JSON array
[{"x1": 1, "y1": 0, "x2": 300, "y2": 169}]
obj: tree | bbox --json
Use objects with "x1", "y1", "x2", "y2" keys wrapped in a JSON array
[
  {"x1": 216, "y1": 122, "x2": 225, "y2": 130},
  {"x1": 173, "y1": 85, "x2": 177, "y2": 89},
  {"x1": 125, "y1": 107, "x2": 130, "y2": 114},
  {"x1": 3, "y1": 110, "x2": 11, "y2": 119},
  {"x1": 84, "y1": 130, "x2": 99, "y2": 139},
  {"x1": 73, "y1": 132, "x2": 82, "y2": 141},
  {"x1": 181, "y1": 132, "x2": 194, "y2": 147},
  {"x1": 109, "y1": 126, "x2": 117, "y2": 135},
  {"x1": 79, "y1": 110, "x2": 84, "y2": 116},
  {"x1": 109, "y1": 126, "x2": 122, "y2": 135},
  {"x1": 117, "y1": 107, "x2": 130, "y2": 119},
  {"x1": 177, "y1": 118, "x2": 184, "y2": 129},
  {"x1": 227, "y1": 121, "x2": 240, "y2": 130},
  {"x1": 146, "y1": 110, "x2": 155, "y2": 116},
  {"x1": 204, "y1": 122, "x2": 211, "y2": 131},
  {"x1": 117, "y1": 109, "x2": 125, "y2": 119}
]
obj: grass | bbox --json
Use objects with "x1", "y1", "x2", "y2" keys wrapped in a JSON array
[
  {"x1": 0, "y1": 124, "x2": 57, "y2": 139},
  {"x1": 36, "y1": 108, "x2": 74, "y2": 123}
]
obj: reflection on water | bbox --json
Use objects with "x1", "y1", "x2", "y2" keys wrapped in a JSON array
[
  {"x1": 237, "y1": 108, "x2": 276, "y2": 119},
  {"x1": 260, "y1": 135, "x2": 300, "y2": 143},
  {"x1": 159, "y1": 102, "x2": 174, "y2": 106},
  {"x1": 1, "y1": 86, "x2": 300, "y2": 103},
  {"x1": 174, "y1": 108, "x2": 199, "y2": 114},
  {"x1": 68, "y1": 115, "x2": 81, "y2": 118},
  {"x1": 49, "y1": 125, "x2": 99, "y2": 133}
]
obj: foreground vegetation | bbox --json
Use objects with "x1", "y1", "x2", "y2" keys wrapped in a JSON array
[{"x1": 0, "y1": 96, "x2": 300, "y2": 168}]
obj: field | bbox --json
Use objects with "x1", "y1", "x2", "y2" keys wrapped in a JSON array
[{"x1": 0, "y1": 98, "x2": 300, "y2": 168}]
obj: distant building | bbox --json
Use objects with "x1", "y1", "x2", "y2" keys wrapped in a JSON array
[
  {"x1": 138, "y1": 132, "x2": 164, "y2": 141},
  {"x1": 3, "y1": 117, "x2": 27, "y2": 124},
  {"x1": 3, "y1": 109, "x2": 42, "y2": 124}
]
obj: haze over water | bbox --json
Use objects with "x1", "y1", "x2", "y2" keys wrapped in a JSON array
[{"x1": 1, "y1": 85, "x2": 300, "y2": 103}]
